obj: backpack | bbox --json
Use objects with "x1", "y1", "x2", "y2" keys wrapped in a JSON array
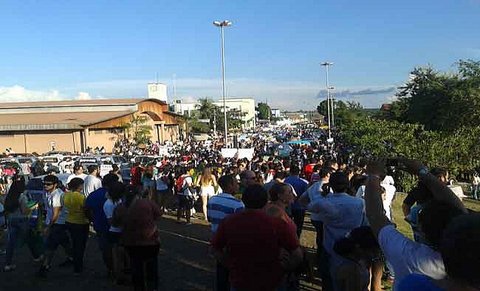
[{"x1": 176, "y1": 175, "x2": 187, "y2": 192}]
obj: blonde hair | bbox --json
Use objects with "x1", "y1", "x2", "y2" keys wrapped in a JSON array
[{"x1": 200, "y1": 167, "x2": 214, "y2": 186}]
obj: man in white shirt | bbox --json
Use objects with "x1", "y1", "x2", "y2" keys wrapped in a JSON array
[
  {"x1": 66, "y1": 165, "x2": 88, "y2": 184},
  {"x1": 308, "y1": 172, "x2": 367, "y2": 291},
  {"x1": 37, "y1": 175, "x2": 73, "y2": 277},
  {"x1": 83, "y1": 165, "x2": 102, "y2": 197},
  {"x1": 364, "y1": 159, "x2": 467, "y2": 290}
]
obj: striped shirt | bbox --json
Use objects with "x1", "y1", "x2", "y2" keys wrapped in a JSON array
[{"x1": 207, "y1": 193, "x2": 245, "y2": 233}]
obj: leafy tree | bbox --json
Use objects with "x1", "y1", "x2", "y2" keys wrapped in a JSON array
[
  {"x1": 187, "y1": 115, "x2": 210, "y2": 133},
  {"x1": 124, "y1": 115, "x2": 152, "y2": 145},
  {"x1": 317, "y1": 99, "x2": 366, "y2": 127},
  {"x1": 256, "y1": 102, "x2": 272, "y2": 120},
  {"x1": 391, "y1": 59, "x2": 480, "y2": 131},
  {"x1": 340, "y1": 118, "x2": 480, "y2": 191},
  {"x1": 216, "y1": 108, "x2": 245, "y2": 132},
  {"x1": 196, "y1": 98, "x2": 217, "y2": 120}
]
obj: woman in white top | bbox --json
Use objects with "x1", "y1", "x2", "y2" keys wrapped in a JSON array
[
  {"x1": 196, "y1": 167, "x2": 218, "y2": 221},
  {"x1": 103, "y1": 181, "x2": 124, "y2": 282}
]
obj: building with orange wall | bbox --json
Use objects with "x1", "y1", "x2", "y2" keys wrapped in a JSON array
[{"x1": 0, "y1": 98, "x2": 185, "y2": 154}]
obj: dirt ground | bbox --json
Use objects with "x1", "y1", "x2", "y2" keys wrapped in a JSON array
[{"x1": 0, "y1": 213, "x2": 321, "y2": 291}]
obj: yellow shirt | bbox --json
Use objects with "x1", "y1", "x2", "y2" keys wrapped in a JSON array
[{"x1": 64, "y1": 191, "x2": 88, "y2": 224}]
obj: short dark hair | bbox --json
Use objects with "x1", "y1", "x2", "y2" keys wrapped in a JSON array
[
  {"x1": 67, "y1": 177, "x2": 84, "y2": 191},
  {"x1": 440, "y1": 213, "x2": 480, "y2": 288},
  {"x1": 269, "y1": 183, "x2": 292, "y2": 202},
  {"x1": 329, "y1": 172, "x2": 349, "y2": 193},
  {"x1": 430, "y1": 168, "x2": 447, "y2": 180},
  {"x1": 102, "y1": 173, "x2": 119, "y2": 188},
  {"x1": 43, "y1": 174, "x2": 59, "y2": 185},
  {"x1": 218, "y1": 174, "x2": 236, "y2": 190},
  {"x1": 320, "y1": 167, "x2": 334, "y2": 179},
  {"x1": 242, "y1": 184, "x2": 268, "y2": 209},
  {"x1": 108, "y1": 181, "x2": 125, "y2": 202},
  {"x1": 87, "y1": 165, "x2": 98, "y2": 174},
  {"x1": 73, "y1": 164, "x2": 82, "y2": 172},
  {"x1": 289, "y1": 165, "x2": 300, "y2": 175},
  {"x1": 274, "y1": 171, "x2": 287, "y2": 180},
  {"x1": 418, "y1": 200, "x2": 464, "y2": 249}
]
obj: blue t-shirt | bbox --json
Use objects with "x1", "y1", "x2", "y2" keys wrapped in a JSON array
[
  {"x1": 85, "y1": 187, "x2": 109, "y2": 233},
  {"x1": 285, "y1": 176, "x2": 309, "y2": 210},
  {"x1": 398, "y1": 274, "x2": 445, "y2": 291}
]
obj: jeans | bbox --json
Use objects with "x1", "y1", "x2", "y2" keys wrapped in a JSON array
[
  {"x1": 95, "y1": 231, "x2": 113, "y2": 271},
  {"x1": 473, "y1": 184, "x2": 480, "y2": 200},
  {"x1": 319, "y1": 248, "x2": 333, "y2": 291},
  {"x1": 127, "y1": 244, "x2": 160, "y2": 291},
  {"x1": 5, "y1": 216, "x2": 43, "y2": 265},
  {"x1": 66, "y1": 223, "x2": 89, "y2": 273},
  {"x1": 310, "y1": 220, "x2": 324, "y2": 250},
  {"x1": 290, "y1": 209, "x2": 305, "y2": 238},
  {"x1": 5, "y1": 217, "x2": 27, "y2": 265}
]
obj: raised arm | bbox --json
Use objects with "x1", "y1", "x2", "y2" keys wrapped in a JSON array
[
  {"x1": 401, "y1": 159, "x2": 467, "y2": 213},
  {"x1": 364, "y1": 162, "x2": 391, "y2": 238}
]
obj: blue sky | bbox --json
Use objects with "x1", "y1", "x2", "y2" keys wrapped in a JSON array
[{"x1": 0, "y1": 0, "x2": 479, "y2": 109}]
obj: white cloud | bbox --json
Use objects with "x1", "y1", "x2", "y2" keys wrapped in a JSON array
[
  {"x1": 0, "y1": 78, "x2": 399, "y2": 110},
  {"x1": 75, "y1": 92, "x2": 92, "y2": 100},
  {"x1": 0, "y1": 85, "x2": 61, "y2": 102}
]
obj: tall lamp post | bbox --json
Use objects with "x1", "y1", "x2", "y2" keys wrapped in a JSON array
[
  {"x1": 320, "y1": 61, "x2": 334, "y2": 140},
  {"x1": 213, "y1": 20, "x2": 232, "y2": 146}
]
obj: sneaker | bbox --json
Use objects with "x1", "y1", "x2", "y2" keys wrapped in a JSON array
[
  {"x1": 36, "y1": 265, "x2": 49, "y2": 278},
  {"x1": 3, "y1": 265, "x2": 16, "y2": 272},
  {"x1": 58, "y1": 258, "x2": 73, "y2": 267},
  {"x1": 0, "y1": 250, "x2": 6, "y2": 256}
]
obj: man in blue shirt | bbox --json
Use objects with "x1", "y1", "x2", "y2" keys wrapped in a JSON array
[
  {"x1": 284, "y1": 165, "x2": 309, "y2": 238},
  {"x1": 85, "y1": 173, "x2": 118, "y2": 274},
  {"x1": 207, "y1": 174, "x2": 244, "y2": 291}
]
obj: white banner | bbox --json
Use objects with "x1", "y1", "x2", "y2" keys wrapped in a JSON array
[
  {"x1": 221, "y1": 148, "x2": 255, "y2": 161},
  {"x1": 237, "y1": 148, "x2": 255, "y2": 161}
]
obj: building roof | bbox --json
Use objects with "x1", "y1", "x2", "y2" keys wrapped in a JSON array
[
  {"x1": 0, "y1": 98, "x2": 166, "y2": 109},
  {"x1": 0, "y1": 110, "x2": 133, "y2": 131},
  {"x1": 0, "y1": 98, "x2": 180, "y2": 132}
]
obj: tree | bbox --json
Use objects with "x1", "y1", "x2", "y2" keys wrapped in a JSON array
[
  {"x1": 216, "y1": 108, "x2": 245, "y2": 132},
  {"x1": 391, "y1": 59, "x2": 480, "y2": 131},
  {"x1": 123, "y1": 115, "x2": 152, "y2": 145},
  {"x1": 340, "y1": 118, "x2": 480, "y2": 191},
  {"x1": 256, "y1": 102, "x2": 271, "y2": 120},
  {"x1": 196, "y1": 98, "x2": 217, "y2": 120},
  {"x1": 317, "y1": 99, "x2": 366, "y2": 127}
]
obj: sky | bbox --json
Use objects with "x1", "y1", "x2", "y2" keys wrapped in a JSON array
[{"x1": 0, "y1": 0, "x2": 479, "y2": 110}]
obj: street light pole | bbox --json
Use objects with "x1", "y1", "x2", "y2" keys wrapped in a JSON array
[
  {"x1": 321, "y1": 62, "x2": 334, "y2": 139},
  {"x1": 329, "y1": 86, "x2": 335, "y2": 128},
  {"x1": 213, "y1": 20, "x2": 232, "y2": 146}
]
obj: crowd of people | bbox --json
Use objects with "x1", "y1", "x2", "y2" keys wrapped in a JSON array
[{"x1": 0, "y1": 127, "x2": 479, "y2": 291}]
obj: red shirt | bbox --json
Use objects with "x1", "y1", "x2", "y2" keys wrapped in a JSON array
[
  {"x1": 130, "y1": 166, "x2": 142, "y2": 186},
  {"x1": 121, "y1": 199, "x2": 161, "y2": 246},
  {"x1": 303, "y1": 163, "x2": 315, "y2": 181},
  {"x1": 212, "y1": 210, "x2": 299, "y2": 291}
]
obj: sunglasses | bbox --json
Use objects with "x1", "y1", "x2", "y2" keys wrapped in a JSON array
[{"x1": 43, "y1": 182, "x2": 54, "y2": 186}]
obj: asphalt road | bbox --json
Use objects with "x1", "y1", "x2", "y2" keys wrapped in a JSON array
[{"x1": 0, "y1": 213, "x2": 321, "y2": 291}]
